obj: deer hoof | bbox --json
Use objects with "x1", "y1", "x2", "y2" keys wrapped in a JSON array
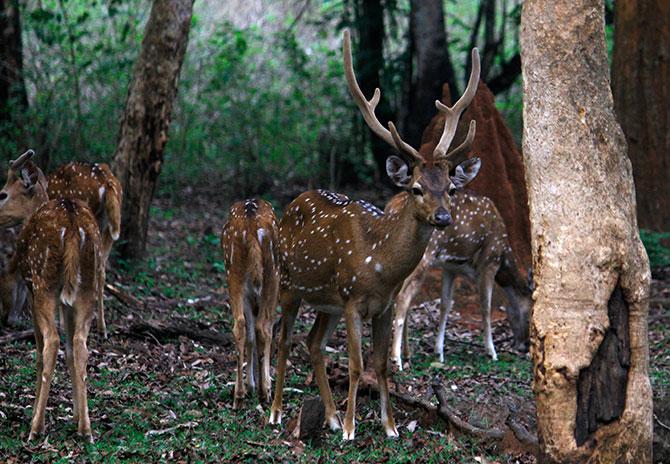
[
  {"x1": 326, "y1": 414, "x2": 342, "y2": 431},
  {"x1": 385, "y1": 425, "x2": 399, "y2": 438},
  {"x1": 342, "y1": 429, "x2": 355, "y2": 441},
  {"x1": 268, "y1": 409, "x2": 282, "y2": 425}
]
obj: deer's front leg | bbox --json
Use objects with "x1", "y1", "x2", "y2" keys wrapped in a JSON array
[
  {"x1": 477, "y1": 266, "x2": 499, "y2": 361},
  {"x1": 435, "y1": 271, "x2": 455, "y2": 363},
  {"x1": 372, "y1": 306, "x2": 399, "y2": 438},
  {"x1": 343, "y1": 302, "x2": 363, "y2": 440},
  {"x1": 391, "y1": 275, "x2": 420, "y2": 371}
]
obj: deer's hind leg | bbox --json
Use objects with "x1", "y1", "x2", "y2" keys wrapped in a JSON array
[
  {"x1": 477, "y1": 264, "x2": 499, "y2": 361},
  {"x1": 28, "y1": 291, "x2": 58, "y2": 441},
  {"x1": 70, "y1": 291, "x2": 94, "y2": 440}
]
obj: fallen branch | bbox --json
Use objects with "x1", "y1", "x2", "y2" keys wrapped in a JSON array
[
  {"x1": 506, "y1": 405, "x2": 539, "y2": 450},
  {"x1": 105, "y1": 283, "x2": 143, "y2": 308},
  {"x1": 0, "y1": 329, "x2": 34, "y2": 344},
  {"x1": 655, "y1": 413, "x2": 670, "y2": 432},
  {"x1": 126, "y1": 320, "x2": 232, "y2": 346}
]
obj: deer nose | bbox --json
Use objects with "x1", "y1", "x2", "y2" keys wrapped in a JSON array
[{"x1": 433, "y1": 208, "x2": 452, "y2": 227}]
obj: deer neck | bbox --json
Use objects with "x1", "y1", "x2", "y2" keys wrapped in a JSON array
[{"x1": 365, "y1": 192, "x2": 434, "y2": 285}]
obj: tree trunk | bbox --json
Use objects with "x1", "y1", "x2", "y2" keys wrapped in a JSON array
[
  {"x1": 0, "y1": 0, "x2": 28, "y2": 134},
  {"x1": 354, "y1": 0, "x2": 392, "y2": 182},
  {"x1": 520, "y1": 1, "x2": 653, "y2": 462},
  {"x1": 400, "y1": 0, "x2": 457, "y2": 148},
  {"x1": 112, "y1": 0, "x2": 194, "y2": 259},
  {"x1": 612, "y1": 0, "x2": 670, "y2": 232}
]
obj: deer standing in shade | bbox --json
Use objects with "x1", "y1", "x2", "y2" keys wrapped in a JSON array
[
  {"x1": 0, "y1": 150, "x2": 103, "y2": 442},
  {"x1": 389, "y1": 190, "x2": 531, "y2": 368},
  {"x1": 47, "y1": 162, "x2": 121, "y2": 338},
  {"x1": 268, "y1": 30, "x2": 482, "y2": 440},
  {"x1": 221, "y1": 199, "x2": 279, "y2": 409}
]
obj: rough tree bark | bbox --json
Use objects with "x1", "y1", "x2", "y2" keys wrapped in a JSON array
[
  {"x1": 612, "y1": 0, "x2": 670, "y2": 232},
  {"x1": 112, "y1": 0, "x2": 194, "y2": 259},
  {"x1": 400, "y1": 0, "x2": 457, "y2": 148},
  {"x1": 521, "y1": 0, "x2": 653, "y2": 462},
  {"x1": 0, "y1": 0, "x2": 28, "y2": 132}
]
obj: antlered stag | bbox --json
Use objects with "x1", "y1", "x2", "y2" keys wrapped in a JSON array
[
  {"x1": 0, "y1": 150, "x2": 102, "y2": 442},
  {"x1": 269, "y1": 30, "x2": 481, "y2": 440},
  {"x1": 221, "y1": 199, "x2": 279, "y2": 409},
  {"x1": 48, "y1": 162, "x2": 122, "y2": 338},
  {"x1": 389, "y1": 190, "x2": 531, "y2": 368}
]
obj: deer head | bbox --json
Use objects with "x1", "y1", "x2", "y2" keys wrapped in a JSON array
[
  {"x1": 0, "y1": 150, "x2": 48, "y2": 228},
  {"x1": 343, "y1": 30, "x2": 481, "y2": 228}
]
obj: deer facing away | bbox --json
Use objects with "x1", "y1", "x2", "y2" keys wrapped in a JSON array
[
  {"x1": 269, "y1": 30, "x2": 481, "y2": 440},
  {"x1": 221, "y1": 199, "x2": 279, "y2": 409},
  {"x1": 0, "y1": 150, "x2": 103, "y2": 442},
  {"x1": 389, "y1": 190, "x2": 531, "y2": 368},
  {"x1": 47, "y1": 162, "x2": 122, "y2": 338}
]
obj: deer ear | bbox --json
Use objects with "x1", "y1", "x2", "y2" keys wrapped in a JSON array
[
  {"x1": 450, "y1": 157, "x2": 481, "y2": 189},
  {"x1": 386, "y1": 156, "x2": 412, "y2": 188}
]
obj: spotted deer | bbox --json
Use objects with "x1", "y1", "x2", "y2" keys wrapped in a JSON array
[
  {"x1": 221, "y1": 199, "x2": 279, "y2": 409},
  {"x1": 269, "y1": 30, "x2": 481, "y2": 440},
  {"x1": 0, "y1": 149, "x2": 103, "y2": 442},
  {"x1": 47, "y1": 162, "x2": 122, "y2": 338},
  {"x1": 389, "y1": 190, "x2": 531, "y2": 368}
]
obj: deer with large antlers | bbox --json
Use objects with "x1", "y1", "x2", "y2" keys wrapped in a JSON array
[
  {"x1": 0, "y1": 149, "x2": 102, "y2": 441},
  {"x1": 268, "y1": 30, "x2": 481, "y2": 440},
  {"x1": 47, "y1": 162, "x2": 122, "y2": 338},
  {"x1": 389, "y1": 190, "x2": 531, "y2": 368},
  {"x1": 221, "y1": 198, "x2": 279, "y2": 409}
]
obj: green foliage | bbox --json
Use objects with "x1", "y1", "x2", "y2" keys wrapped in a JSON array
[{"x1": 640, "y1": 229, "x2": 670, "y2": 268}]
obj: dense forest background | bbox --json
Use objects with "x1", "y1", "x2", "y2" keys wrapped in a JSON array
[{"x1": 0, "y1": 0, "x2": 545, "y2": 194}]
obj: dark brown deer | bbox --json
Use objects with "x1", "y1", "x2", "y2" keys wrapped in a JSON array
[
  {"x1": 47, "y1": 162, "x2": 122, "y2": 338},
  {"x1": 0, "y1": 149, "x2": 102, "y2": 442},
  {"x1": 268, "y1": 30, "x2": 481, "y2": 440},
  {"x1": 389, "y1": 190, "x2": 531, "y2": 368},
  {"x1": 221, "y1": 199, "x2": 279, "y2": 409}
]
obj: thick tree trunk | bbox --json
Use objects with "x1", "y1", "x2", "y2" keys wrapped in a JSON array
[
  {"x1": 354, "y1": 0, "x2": 392, "y2": 182},
  {"x1": 112, "y1": 0, "x2": 194, "y2": 259},
  {"x1": 612, "y1": 0, "x2": 670, "y2": 232},
  {"x1": 400, "y1": 0, "x2": 456, "y2": 148},
  {"x1": 520, "y1": 1, "x2": 652, "y2": 462},
  {"x1": 0, "y1": 0, "x2": 28, "y2": 132}
]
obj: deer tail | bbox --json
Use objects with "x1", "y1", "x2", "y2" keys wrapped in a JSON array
[
  {"x1": 104, "y1": 181, "x2": 121, "y2": 241},
  {"x1": 61, "y1": 227, "x2": 82, "y2": 306}
]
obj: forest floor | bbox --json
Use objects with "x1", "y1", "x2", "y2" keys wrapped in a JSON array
[{"x1": 0, "y1": 188, "x2": 668, "y2": 463}]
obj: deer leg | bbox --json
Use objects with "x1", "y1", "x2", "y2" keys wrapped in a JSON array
[
  {"x1": 62, "y1": 305, "x2": 78, "y2": 422},
  {"x1": 391, "y1": 270, "x2": 423, "y2": 371},
  {"x1": 435, "y1": 271, "x2": 455, "y2": 363},
  {"x1": 99, "y1": 235, "x2": 114, "y2": 338},
  {"x1": 29, "y1": 307, "x2": 44, "y2": 431},
  {"x1": 72, "y1": 294, "x2": 94, "y2": 441},
  {"x1": 373, "y1": 306, "x2": 399, "y2": 438},
  {"x1": 229, "y1": 281, "x2": 247, "y2": 410},
  {"x1": 307, "y1": 311, "x2": 342, "y2": 431},
  {"x1": 257, "y1": 276, "x2": 278, "y2": 405},
  {"x1": 29, "y1": 293, "x2": 58, "y2": 441},
  {"x1": 343, "y1": 301, "x2": 363, "y2": 441},
  {"x1": 244, "y1": 296, "x2": 257, "y2": 393},
  {"x1": 477, "y1": 266, "x2": 498, "y2": 361},
  {"x1": 269, "y1": 292, "x2": 300, "y2": 425}
]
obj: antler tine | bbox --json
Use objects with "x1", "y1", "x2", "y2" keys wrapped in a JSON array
[
  {"x1": 9, "y1": 149, "x2": 35, "y2": 169},
  {"x1": 343, "y1": 29, "x2": 422, "y2": 162},
  {"x1": 433, "y1": 48, "x2": 480, "y2": 161},
  {"x1": 443, "y1": 120, "x2": 476, "y2": 165}
]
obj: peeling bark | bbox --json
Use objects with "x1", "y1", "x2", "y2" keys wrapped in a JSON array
[{"x1": 520, "y1": 0, "x2": 653, "y2": 462}]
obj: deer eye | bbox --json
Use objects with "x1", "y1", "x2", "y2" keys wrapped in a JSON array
[
  {"x1": 411, "y1": 186, "x2": 423, "y2": 196},
  {"x1": 448, "y1": 185, "x2": 457, "y2": 196}
]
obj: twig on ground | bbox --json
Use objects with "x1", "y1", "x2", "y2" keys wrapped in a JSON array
[
  {"x1": 655, "y1": 413, "x2": 670, "y2": 432},
  {"x1": 106, "y1": 283, "x2": 144, "y2": 308},
  {"x1": 125, "y1": 320, "x2": 233, "y2": 346},
  {"x1": 0, "y1": 329, "x2": 34, "y2": 344},
  {"x1": 145, "y1": 421, "x2": 198, "y2": 437}
]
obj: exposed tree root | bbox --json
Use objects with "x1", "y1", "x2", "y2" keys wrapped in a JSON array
[
  {"x1": 125, "y1": 320, "x2": 233, "y2": 346},
  {"x1": 0, "y1": 329, "x2": 34, "y2": 344}
]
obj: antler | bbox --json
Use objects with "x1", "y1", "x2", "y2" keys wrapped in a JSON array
[
  {"x1": 9, "y1": 149, "x2": 35, "y2": 169},
  {"x1": 433, "y1": 48, "x2": 480, "y2": 162},
  {"x1": 343, "y1": 29, "x2": 421, "y2": 163}
]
